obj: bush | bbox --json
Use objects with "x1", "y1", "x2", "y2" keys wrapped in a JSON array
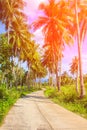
[
  {"x1": 0, "y1": 88, "x2": 9, "y2": 100},
  {"x1": 45, "y1": 87, "x2": 58, "y2": 98},
  {"x1": 60, "y1": 86, "x2": 77, "y2": 102},
  {"x1": 0, "y1": 89, "x2": 4, "y2": 99}
]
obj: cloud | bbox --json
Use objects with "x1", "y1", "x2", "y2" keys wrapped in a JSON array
[
  {"x1": 62, "y1": 64, "x2": 70, "y2": 73},
  {"x1": 33, "y1": 28, "x2": 44, "y2": 44},
  {"x1": 83, "y1": 59, "x2": 87, "y2": 63},
  {"x1": 24, "y1": 0, "x2": 47, "y2": 14},
  {"x1": 82, "y1": 54, "x2": 87, "y2": 64},
  {"x1": 82, "y1": 54, "x2": 87, "y2": 59}
]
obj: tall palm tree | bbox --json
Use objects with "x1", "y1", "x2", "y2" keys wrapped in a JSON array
[
  {"x1": 32, "y1": 0, "x2": 73, "y2": 90},
  {"x1": 67, "y1": 0, "x2": 87, "y2": 97},
  {"x1": 70, "y1": 56, "x2": 79, "y2": 93},
  {"x1": 74, "y1": 0, "x2": 86, "y2": 97}
]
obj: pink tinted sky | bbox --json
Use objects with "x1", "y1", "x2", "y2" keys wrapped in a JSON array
[{"x1": 24, "y1": 0, "x2": 87, "y2": 74}]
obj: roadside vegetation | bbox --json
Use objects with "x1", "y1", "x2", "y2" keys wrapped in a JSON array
[
  {"x1": 44, "y1": 83, "x2": 87, "y2": 119},
  {"x1": 0, "y1": 84, "x2": 41, "y2": 125},
  {"x1": 44, "y1": 71, "x2": 87, "y2": 119}
]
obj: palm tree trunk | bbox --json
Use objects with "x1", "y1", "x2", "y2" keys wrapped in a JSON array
[
  {"x1": 19, "y1": 61, "x2": 22, "y2": 86},
  {"x1": 76, "y1": 71, "x2": 79, "y2": 94},
  {"x1": 50, "y1": 73, "x2": 53, "y2": 87},
  {"x1": 6, "y1": 0, "x2": 10, "y2": 45},
  {"x1": 56, "y1": 71, "x2": 60, "y2": 91},
  {"x1": 49, "y1": 68, "x2": 54, "y2": 87},
  {"x1": 27, "y1": 65, "x2": 31, "y2": 90},
  {"x1": 39, "y1": 78, "x2": 41, "y2": 88},
  {"x1": 59, "y1": 57, "x2": 62, "y2": 89},
  {"x1": 75, "y1": 0, "x2": 85, "y2": 98},
  {"x1": 48, "y1": 70, "x2": 51, "y2": 86},
  {"x1": 55, "y1": 62, "x2": 60, "y2": 91},
  {"x1": 7, "y1": 23, "x2": 10, "y2": 45}
]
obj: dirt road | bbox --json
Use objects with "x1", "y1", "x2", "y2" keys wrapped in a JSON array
[{"x1": 0, "y1": 90, "x2": 87, "y2": 130}]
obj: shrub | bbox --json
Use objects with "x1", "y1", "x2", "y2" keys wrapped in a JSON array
[
  {"x1": 0, "y1": 88, "x2": 4, "y2": 99},
  {"x1": 45, "y1": 87, "x2": 57, "y2": 98},
  {"x1": 0, "y1": 88, "x2": 9, "y2": 99}
]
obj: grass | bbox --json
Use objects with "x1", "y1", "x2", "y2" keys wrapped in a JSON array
[
  {"x1": 0, "y1": 85, "x2": 41, "y2": 125},
  {"x1": 44, "y1": 85, "x2": 87, "y2": 119}
]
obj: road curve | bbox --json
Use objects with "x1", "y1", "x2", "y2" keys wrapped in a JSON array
[{"x1": 0, "y1": 90, "x2": 87, "y2": 130}]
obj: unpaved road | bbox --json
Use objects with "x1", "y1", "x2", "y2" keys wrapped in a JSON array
[{"x1": 0, "y1": 90, "x2": 87, "y2": 130}]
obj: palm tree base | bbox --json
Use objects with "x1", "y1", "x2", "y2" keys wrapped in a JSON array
[{"x1": 80, "y1": 85, "x2": 86, "y2": 98}]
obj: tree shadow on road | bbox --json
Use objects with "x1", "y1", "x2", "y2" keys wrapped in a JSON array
[{"x1": 22, "y1": 95, "x2": 54, "y2": 104}]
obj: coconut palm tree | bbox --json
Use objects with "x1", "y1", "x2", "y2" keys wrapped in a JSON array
[
  {"x1": 74, "y1": 0, "x2": 87, "y2": 97},
  {"x1": 0, "y1": 0, "x2": 26, "y2": 44},
  {"x1": 64, "y1": 0, "x2": 87, "y2": 98},
  {"x1": 0, "y1": 0, "x2": 30, "y2": 62},
  {"x1": 32, "y1": 0, "x2": 73, "y2": 90},
  {"x1": 9, "y1": 17, "x2": 31, "y2": 57},
  {"x1": 0, "y1": 0, "x2": 34, "y2": 88},
  {"x1": 42, "y1": 43, "x2": 63, "y2": 89},
  {"x1": 70, "y1": 56, "x2": 79, "y2": 93}
]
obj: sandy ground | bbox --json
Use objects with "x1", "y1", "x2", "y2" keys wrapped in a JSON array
[{"x1": 0, "y1": 90, "x2": 87, "y2": 130}]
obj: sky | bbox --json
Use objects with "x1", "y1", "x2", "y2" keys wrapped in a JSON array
[
  {"x1": 0, "y1": 22, "x2": 6, "y2": 33},
  {"x1": 24, "y1": 0, "x2": 87, "y2": 74},
  {"x1": 0, "y1": 0, "x2": 87, "y2": 74}
]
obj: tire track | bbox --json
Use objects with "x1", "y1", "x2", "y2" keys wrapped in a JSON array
[{"x1": 34, "y1": 99, "x2": 54, "y2": 130}]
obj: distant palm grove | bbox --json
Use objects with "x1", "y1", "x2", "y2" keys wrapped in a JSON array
[{"x1": 0, "y1": 0, "x2": 87, "y2": 99}]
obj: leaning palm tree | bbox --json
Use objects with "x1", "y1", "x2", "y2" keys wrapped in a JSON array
[
  {"x1": 0, "y1": 0, "x2": 30, "y2": 62},
  {"x1": 0, "y1": 0, "x2": 33, "y2": 87},
  {"x1": 32, "y1": 0, "x2": 74, "y2": 91},
  {"x1": 70, "y1": 56, "x2": 79, "y2": 93},
  {"x1": 9, "y1": 16, "x2": 31, "y2": 58},
  {"x1": 0, "y1": 0, "x2": 26, "y2": 44}
]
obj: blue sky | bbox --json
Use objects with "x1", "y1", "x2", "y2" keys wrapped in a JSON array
[{"x1": 0, "y1": 22, "x2": 6, "y2": 33}]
